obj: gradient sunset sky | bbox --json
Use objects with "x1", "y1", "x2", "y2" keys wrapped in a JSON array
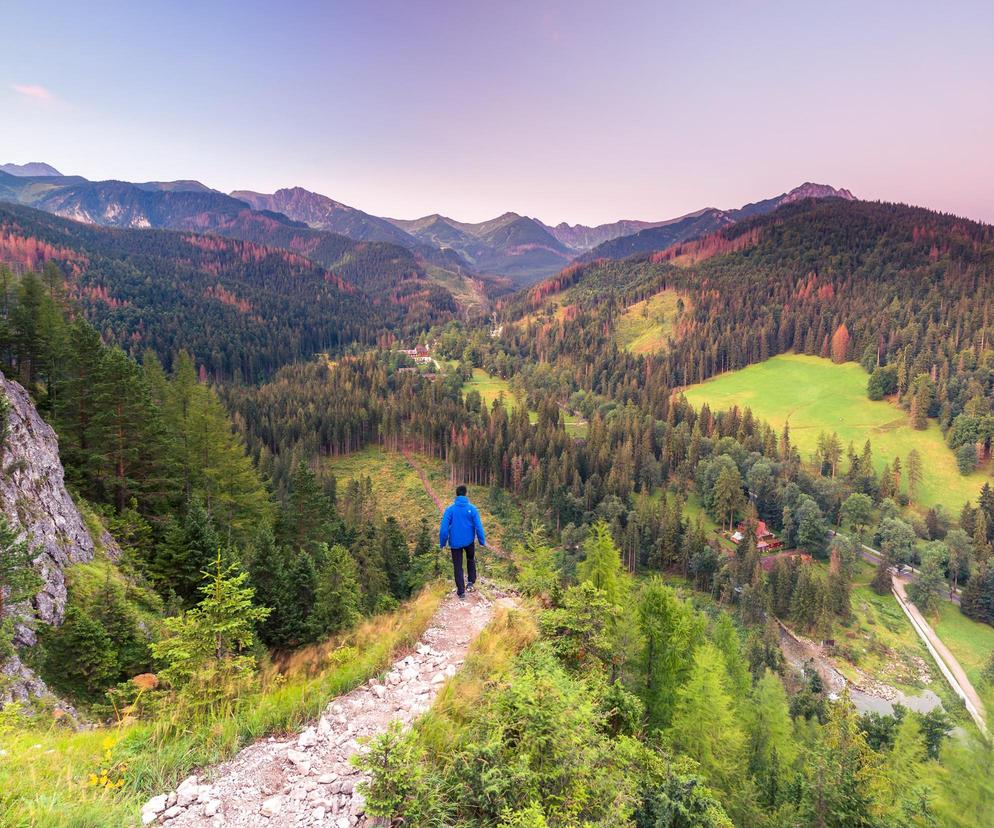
[{"x1": 3, "y1": 1, "x2": 992, "y2": 225}]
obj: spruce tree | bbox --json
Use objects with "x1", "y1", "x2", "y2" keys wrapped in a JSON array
[
  {"x1": 153, "y1": 495, "x2": 222, "y2": 605},
  {"x1": 313, "y1": 543, "x2": 360, "y2": 636}
]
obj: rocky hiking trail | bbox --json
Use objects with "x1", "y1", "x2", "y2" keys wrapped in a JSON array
[{"x1": 142, "y1": 585, "x2": 513, "y2": 827}]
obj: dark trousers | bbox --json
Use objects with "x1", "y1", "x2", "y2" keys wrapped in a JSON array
[{"x1": 451, "y1": 543, "x2": 476, "y2": 596}]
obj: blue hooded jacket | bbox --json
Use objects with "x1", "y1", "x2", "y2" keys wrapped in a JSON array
[{"x1": 439, "y1": 495, "x2": 486, "y2": 549}]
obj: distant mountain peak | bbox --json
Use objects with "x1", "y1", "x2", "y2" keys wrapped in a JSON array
[
  {"x1": 0, "y1": 161, "x2": 62, "y2": 177},
  {"x1": 780, "y1": 182, "x2": 855, "y2": 203}
]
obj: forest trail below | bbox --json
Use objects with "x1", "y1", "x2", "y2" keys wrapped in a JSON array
[{"x1": 141, "y1": 585, "x2": 513, "y2": 826}]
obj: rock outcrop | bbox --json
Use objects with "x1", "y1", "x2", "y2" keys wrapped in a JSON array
[{"x1": 0, "y1": 370, "x2": 117, "y2": 704}]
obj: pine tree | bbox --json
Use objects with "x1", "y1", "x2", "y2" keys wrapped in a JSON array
[
  {"x1": 279, "y1": 460, "x2": 331, "y2": 553},
  {"x1": 91, "y1": 346, "x2": 168, "y2": 512},
  {"x1": 248, "y1": 531, "x2": 291, "y2": 648},
  {"x1": 166, "y1": 352, "x2": 272, "y2": 545},
  {"x1": 906, "y1": 449, "x2": 924, "y2": 504},
  {"x1": 712, "y1": 465, "x2": 746, "y2": 531},
  {"x1": 54, "y1": 318, "x2": 104, "y2": 484},
  {"x1": 380, "y1": 516, "x2": 411, "y2": 600},
  {"x1": 354, "y1": 522, "x2": 389, "y2": 613}
]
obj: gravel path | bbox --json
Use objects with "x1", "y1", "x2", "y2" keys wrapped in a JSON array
[{"x1": 141, "y1": 585, "x2": 509, "y2": 827}]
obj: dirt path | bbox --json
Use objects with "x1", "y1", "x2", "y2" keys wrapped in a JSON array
[
  {"x1": 141, "y1": 586, "x2": 511, "y2": 827},
  {"x1": 891, "y1": 575, "x2": 986, "y2": 732}
]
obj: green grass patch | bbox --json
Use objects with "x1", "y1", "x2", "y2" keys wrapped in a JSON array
[
  {"x1": 614, "y1": 290, "x2": 685, "y2": 355},
  {"x1": 829, "y1": 561, "x2": 933, "y2": 691},
  {"x1": 932, "y1": 601, "x2": 994, "y2": 689},
  {"x1": 323, "y1": 446, "x2": 440, "y2": 539},
  {"x1": 463, "y1": 368, "x2": 525, "y2": 414},
  {"x1": 0, "y1": 585, "x2": 445, "y2": 827},
  {"x1": 682, "y1": 353, "x2": 986, "y2": 512}
]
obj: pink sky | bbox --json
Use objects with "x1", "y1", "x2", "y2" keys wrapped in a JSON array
[{"x1": 2, "y1": 1, "x2": 992, "y2": 225}]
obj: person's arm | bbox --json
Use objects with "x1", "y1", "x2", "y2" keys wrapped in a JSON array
[
  {"x1": 474, "y1": 508, "x2": 486, "y2": 547},
  {"x1": 439, "y1": 507, "x2": 452, "y2": 548}
]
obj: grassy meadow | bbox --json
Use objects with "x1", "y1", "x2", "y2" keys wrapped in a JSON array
[
  {"x1": 614, "y1": 289, "x2": 685, "y2": 355},
  {"x1": 682, "y1": 353, "x2": 987, "y2": 512},
  {"x1": 323, "y1": 446, "x2": 440, "y2": 539},
  {"x1": 932, "y1": 601, "x2": 994, "y2": 689}
]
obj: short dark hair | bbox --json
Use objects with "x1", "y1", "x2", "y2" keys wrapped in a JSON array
[{"x1": 456, "y1": 485, "x2": 467, "y2": 497}]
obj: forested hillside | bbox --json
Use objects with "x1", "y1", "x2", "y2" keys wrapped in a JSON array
[{"x1": 0, "y1": 203, "x2": 442, "y2": 380}]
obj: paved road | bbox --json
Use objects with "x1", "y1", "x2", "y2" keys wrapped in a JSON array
[
  {"x1": 891, "y1": 574, "x2": 987, "y2": 733},
  {"x1": 831, "y1": 530, "x2": 961, "y2": 606}
]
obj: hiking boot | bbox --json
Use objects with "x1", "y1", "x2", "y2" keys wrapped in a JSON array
[
  {"x1": 457, "y1": 592, "x2": 466, "y2": 602},
  {"x1": 466, "y1": 582, "x2": 475, "y2": 593}
]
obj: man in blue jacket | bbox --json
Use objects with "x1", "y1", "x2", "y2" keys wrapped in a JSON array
[{"x1": 439, "y1": 485, "x2": 486, "y2": 600}]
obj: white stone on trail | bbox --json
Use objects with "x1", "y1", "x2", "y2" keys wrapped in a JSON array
[
  {"x1": 260, "y1": 795, "x2": 283, "y2": 817},
  {"x1": 147, "y1": 585, "x2": 513, "y2": 826}
]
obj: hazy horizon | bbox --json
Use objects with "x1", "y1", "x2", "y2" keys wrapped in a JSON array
[{"x1": 4, "y1": 0, "x2": 993, "y2": 225}]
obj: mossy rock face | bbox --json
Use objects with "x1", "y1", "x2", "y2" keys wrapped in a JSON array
[{"x1": 0, "y1": 373, "x2": 120, "y2": 705}]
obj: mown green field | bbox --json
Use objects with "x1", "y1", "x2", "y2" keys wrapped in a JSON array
[
  {"x1": 463, "y1": 368, "x2": 522, "y2": 412},
  {"x1": 682, "y1": 353, "x2": 987, "y2": 511},
  {"x1": 933, "y1": 601, "x2": 994, "y2": 689},
  {"x1": 614, "y1": 290, "x2": 685, "y2": 355}
]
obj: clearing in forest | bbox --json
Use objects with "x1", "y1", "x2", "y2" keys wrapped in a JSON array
[
  {"x1": 460, "y1": 368, "x2": 587, "y2": 436},
  {"x1": 614, "y1": 289, "x2": 685, "y2": 355},
  {"x1": 322, "y1": 447, "x2": 440, "y2": 538},
  {"x1": 682, "y1": 353, "x2": 987, "y2": 512}
]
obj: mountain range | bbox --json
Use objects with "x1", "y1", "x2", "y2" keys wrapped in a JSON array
[{"x1": 0, "y1": 164, "x2": 855, "y2": 287}]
